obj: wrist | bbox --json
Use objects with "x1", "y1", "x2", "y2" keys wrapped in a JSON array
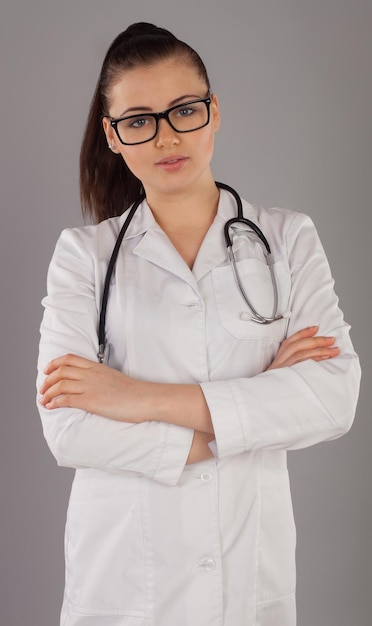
[{"x1": 130, "y1": 380, "x2": 213, "y2": 434}]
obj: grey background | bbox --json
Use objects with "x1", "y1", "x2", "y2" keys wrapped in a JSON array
[{"x1": 1, "y1": 1, "x2": 371, "y2": 625}]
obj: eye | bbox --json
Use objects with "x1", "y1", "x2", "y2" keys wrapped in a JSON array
[
  {"x1": 176, "y1": 106, "x2": 195, "y2": 117},
  {"x1": 128, "y1": 117, "x2": 151, "y2": 128}
]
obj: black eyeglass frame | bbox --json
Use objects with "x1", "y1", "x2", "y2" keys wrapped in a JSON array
[{"x1": 109, "y1": 96, "x2": 212, "y2": 145}]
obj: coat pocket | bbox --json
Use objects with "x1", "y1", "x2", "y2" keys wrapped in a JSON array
[
  {"x1": 211, "y1": 260, "x2": 290, "y2": 342},
  {"x1": 64, "y1": 470, "x2": 146, "y2": 616},
  {"x1": 61, "y1": 610, "x2": 148, "y2": 626}
]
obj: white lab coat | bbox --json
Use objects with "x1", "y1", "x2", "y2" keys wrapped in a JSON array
[{"x1": 37, "y1": 189, "x2": 360, "y2": 626}]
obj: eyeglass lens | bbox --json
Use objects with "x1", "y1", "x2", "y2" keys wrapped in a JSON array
[{"x1": 115, "y1": 100, "x2": 209, "y2": 144}]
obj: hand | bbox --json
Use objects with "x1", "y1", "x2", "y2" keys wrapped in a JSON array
[
  {"x1": 267, "y1": 326, "x2": 340, "y2": 370},
  {"x1": 39, "y1": 354, "x2": 144, "y2": 422}
]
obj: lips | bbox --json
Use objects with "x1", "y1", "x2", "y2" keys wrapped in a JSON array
[
  {"x1": 155, "y1": 155, "x2": 188, "y2": 165},
  {"x1": 155, "y1": 155, "x2": 189, "y2": 172}
]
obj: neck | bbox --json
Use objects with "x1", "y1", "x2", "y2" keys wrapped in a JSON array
[{"x1": 144, "y1": 176, "x2": 220, "y2": 234}]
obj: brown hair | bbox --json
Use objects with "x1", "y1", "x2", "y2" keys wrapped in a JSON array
[{"x1": 80, "y1": 23, "x2": 211, "y2": 223}]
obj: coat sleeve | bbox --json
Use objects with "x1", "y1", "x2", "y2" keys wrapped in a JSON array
[
  {"x1": 36, "y1": 228, "x2": 193, "y2": 486},
  {"x1": 200, "y1": 213, "x2": 361, "y2": 458}
]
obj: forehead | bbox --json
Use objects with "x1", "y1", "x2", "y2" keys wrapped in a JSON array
[{"x1": 108, "y1": 58, "x2": 207, "y2": 115}]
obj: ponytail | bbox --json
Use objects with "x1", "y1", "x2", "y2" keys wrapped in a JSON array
[{"x1": 79, "y1": 82, "x2": 142, "y2": 223}]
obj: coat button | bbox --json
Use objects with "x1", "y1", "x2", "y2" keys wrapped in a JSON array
[
  {"x1": 200, "y1": 472, "x2": 213, "y2": 483},
  {"x1": 198, "y1": 558, "x2": 216, "y2": 571}
]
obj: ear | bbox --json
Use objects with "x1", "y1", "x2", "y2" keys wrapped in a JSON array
[
  {"x1": 210, "y1": 93, "x2": 221, "y2": 132},
  {"x1": 102, "y1": 117, "x2": 119, "y2": 153}
]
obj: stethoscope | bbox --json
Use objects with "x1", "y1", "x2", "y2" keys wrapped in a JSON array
[{"x1": 97, "y1": 182, "x2": 283, "y2": 363}]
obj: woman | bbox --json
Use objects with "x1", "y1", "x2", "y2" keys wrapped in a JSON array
[{"x1": 37, "y1": 22, "x2": 360, "y2": 626}]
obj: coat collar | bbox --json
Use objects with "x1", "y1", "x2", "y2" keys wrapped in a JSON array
[{"x1": 122, "y1": 188, "x2": 256, "y2": 286}]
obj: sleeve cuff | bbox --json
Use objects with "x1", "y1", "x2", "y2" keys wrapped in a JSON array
[
  {"x1": 153, "y1": 423, "x2": 194, "y2": 485},
  {"x1": 200, "y1": 380, "x2": 249, "y2": 458}
]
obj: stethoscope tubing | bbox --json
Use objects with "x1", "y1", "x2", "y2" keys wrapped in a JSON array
[
  {"x1": 97, "y1": 195, "x2": 144, "y2": 362},
  {"x1": 97, "y1": 182, "x2": 282, "y2": 362},
  {"x1": 217, "y1": 181, "x2": 271, "y2": 253}
]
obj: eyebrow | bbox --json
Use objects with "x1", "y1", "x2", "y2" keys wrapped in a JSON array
[{"x1": 117, "y1": 94, "x2": 205, "y2": 118}]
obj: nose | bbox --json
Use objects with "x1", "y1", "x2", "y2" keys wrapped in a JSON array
[{"x1": 155, "y1": 117, "x2": 180, "y2": 147}]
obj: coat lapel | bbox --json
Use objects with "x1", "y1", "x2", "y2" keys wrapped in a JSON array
[
  {"x1": 133, "y1": 226, "x2": 199, "y2": 289},
  {"x1": 123, "y1": 190, "x2": 256, "y2": 287}
]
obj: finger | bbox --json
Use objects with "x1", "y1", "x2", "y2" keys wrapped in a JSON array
[
  {"x1": 284, "y1": 326, "x2": 319, "y2": 345},
  {"x1": 278, "y1": 335, "x2": 336, "y2": 361},
  {"x1": 42, "y1": 392, "x2": 85, "y2": 411},
  {"x1": 296, "y1": 335, "x2": 336, "y2": 352},
  {"x1": 283, "y1": 346, "x2": 340, "y2": 367},
  {"x1": 39, "y1": 365, "x2": 83, "y2": 394},
  {"x1": 44, "y1": 354, "x2": 95, "y2": 375},
  {"x1": 312, "y1": 352, "x2": 341, "y2": 362},
  {"x1": 40, "y1": 379, "x2": 84, "y2": 406},
  {"x1": 268, "y1": 343, "x2": 340, "y2": 370}
]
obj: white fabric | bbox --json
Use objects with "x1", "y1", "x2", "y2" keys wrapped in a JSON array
[{"x1": 37, "y1": 189, "x2": 360, "y2": 626}]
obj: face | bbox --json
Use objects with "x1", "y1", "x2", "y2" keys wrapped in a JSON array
[{"x1": 103, "y1": 58, "x2": 220, "y2": 199}]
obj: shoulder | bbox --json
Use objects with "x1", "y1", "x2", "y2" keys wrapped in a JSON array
[
  {"x1": 243, "y1": 199, "x2": 310, "y2": 229},
  {"x1": 53, "y1": 198, "x2": 151, "y2": 260},
  {"x1": 244, "y1": 199, "x2": 317, "y2": 237},
  {"x1": 46, "y1": 216, "x2": 125, "y2": 292},
  {"x1": 242, "y1": 198, "x2": 322, "y2": 262},
  {"x1": 57, "y1": 215, "x2": 124, "y2": 250},
  {"x1": 55, "y1": 215, "x2": 124, "y2": 257}
]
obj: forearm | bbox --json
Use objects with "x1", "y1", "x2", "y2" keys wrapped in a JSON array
[
  {"x1": 40, "y1": 353, "x2": 214, "y2": 435},
  {"x1": 201, "y1": 350, "x2": 360, "y2": 459},
  {"x1": 137, "y1": 383, "x2": 216, "y2": 464},
  {"x1": 136, "y1": 380, "x2": 214, "y2": 435}
]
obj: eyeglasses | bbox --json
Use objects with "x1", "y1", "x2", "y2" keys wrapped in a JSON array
[{"x1": 109, "y1": 97, "x2": 211, "y2": 145}]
